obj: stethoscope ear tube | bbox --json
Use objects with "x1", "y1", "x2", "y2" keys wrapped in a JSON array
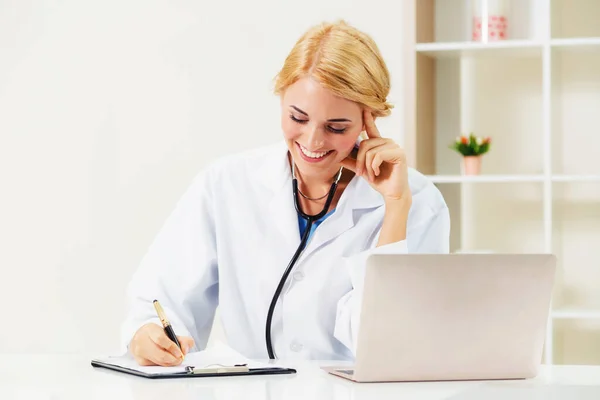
[{"x1": 265, "y1": 163, "x2": 343, "y2": 359}]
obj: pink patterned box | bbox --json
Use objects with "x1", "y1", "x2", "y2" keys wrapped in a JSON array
[{"x1": 472, "y1": 15, "x2": 508, "y2": 41}]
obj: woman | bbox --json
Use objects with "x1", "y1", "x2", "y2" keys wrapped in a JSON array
[{"x1": 123, "y1": 20, "x2": 449, "y2": 366}]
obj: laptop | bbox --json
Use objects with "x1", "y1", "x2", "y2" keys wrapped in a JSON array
[{"x1": 322, "y1": 253, "x2": 556, "y2": 383}]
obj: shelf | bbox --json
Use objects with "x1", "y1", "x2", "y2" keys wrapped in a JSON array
[
  {"x1": 428, "y1": 175, "x2": 600, "y2": 184},
  {"x1": 552, "y1": 308, "x2": 600, "y2": 320},
  {"x1": 427, "y1": 175, "x2": 545, "y2": 184},
  {"x1": 415, "y1": 40, "x2": 543, "y2": 59},
  {"x1": 415, "y1": 37, "x2": 600, "y2": 57},
  {"x1": 551, "y1": 37, "x2": 600, "y2": 52},
  {"x1": 552, "y1": 175, "x2": 600, "y2": 183}
]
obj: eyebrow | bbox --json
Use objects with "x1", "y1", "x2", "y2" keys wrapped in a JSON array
[{"x1": 290, "y1": 105, "x2": 352, "y2": 123}]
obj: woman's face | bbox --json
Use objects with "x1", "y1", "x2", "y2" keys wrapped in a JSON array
[{"x1": 280, "y1": 77, "x2": 363, "y2": 181}]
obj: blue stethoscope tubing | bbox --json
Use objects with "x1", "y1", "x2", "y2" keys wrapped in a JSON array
[{"x1": 265, "y1": 163, "x2": 344, "y2": 359}]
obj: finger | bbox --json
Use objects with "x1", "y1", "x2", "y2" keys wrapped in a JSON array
[
  {"x1": 367, "y1": 143, "x2": 401, "y2": 176},
  {"x1": 364, "y1": 143, "x2": 391, "y2": 181},
  {"x1": 363, "y1": 109, "x2": 381, "y2": 139},
  {"x1": 372, "y1": 153, "x2": 383, "y2": 177},
  {"x1": 370, "y1": 145, "x2": 400, "y2": 176},
  {"x1": 132, "y1": 333, "x2": 181, "y2": 366},
  {"x1": 149, "y1": 328, "x2": 184, "y2": 360},
  {"x1": 356, "y1": 138, "x2": 389, "y2": 176},
  {"x1": 133, "y1": 355, "x2": 155, "y2": 366},
  {"x1": 178, "y1": 336, "x2": 195, "y2": 355},
  {"x1": 145, "y1": 341, "x2": 183, "y2": 366}
]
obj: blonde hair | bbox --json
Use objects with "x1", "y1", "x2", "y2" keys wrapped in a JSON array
[{"x1": 274, "y1": 20, "x2": 393, "y2": 118}]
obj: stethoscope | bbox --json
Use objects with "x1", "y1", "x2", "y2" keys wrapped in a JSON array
[{"x1": 265, "y1": 161, "x2": 344, "y2": 359}]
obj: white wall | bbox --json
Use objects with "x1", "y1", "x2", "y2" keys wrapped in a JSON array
[{"x1": 0, "y1": 0, "x2": 405, "y2": 354}]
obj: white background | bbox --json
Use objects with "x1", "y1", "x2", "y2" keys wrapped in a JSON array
[{"x1": 0, "y1": 0, "x2": 405, "y2": 354}]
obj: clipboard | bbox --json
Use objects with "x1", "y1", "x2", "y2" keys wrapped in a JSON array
[
  {"x1": 92, "y1": 342, "x2": 297, "y2": 379},
  {"x1": 91, "y1": 358, "x2": 296, "y2": 379}
]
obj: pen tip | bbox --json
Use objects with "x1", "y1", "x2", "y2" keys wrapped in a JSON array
[{"x1": 153, "y1": 299, "x2": 158, "y2": 303}]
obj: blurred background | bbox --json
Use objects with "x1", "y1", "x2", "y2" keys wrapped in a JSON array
[{"x1": 1, "y1": 0, "x2": 599, "y2": 367}]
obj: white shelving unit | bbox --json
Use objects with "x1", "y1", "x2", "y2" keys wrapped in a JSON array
[
  {"x1": 415, "y1": 40, "x2": 544, "y2": 58},
  {"x1": 552, "y1": 308, "x2": 600, "y2": 320},
  {"x1": 426, "y1": 174, "x2": 546, "y2": 183},
  {"x1": 403, "y1": 0, "x2": 600, "y2": 365},
  {"x1": 552, "y1": 175, "x2": 600, "y2": 183},
  {"x1": 551, "y1": 37, "x2": 600, "y2": 49},
  {"x1": 427, "y1": 175, "x2": 600, "y2": 184}
]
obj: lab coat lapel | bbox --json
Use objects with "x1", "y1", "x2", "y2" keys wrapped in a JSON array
[
  {"x1": 268, "y1": 177, "x2": 301, "y2": 252},
  {"x1": 257, "y1": 142, "x2": 301, "y2": 255},
  {"x1": 303, "y1": 175, "x2": 385, "y2": 254}
]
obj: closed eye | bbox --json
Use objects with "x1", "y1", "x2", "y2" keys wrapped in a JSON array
[
  {"x1": 328, "y1": 126, "x2": 346, "y2": 134},
  {"x1": 290, "y1": 115, "x2": 347, "y2": 134},
  {"x1": 290, "y1": 114, "x2": 307, "y2": 124}
]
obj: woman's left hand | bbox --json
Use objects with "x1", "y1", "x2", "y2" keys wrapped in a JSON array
[{"x1": 341, "y1": 109, "x2": 411, "y2": 204}]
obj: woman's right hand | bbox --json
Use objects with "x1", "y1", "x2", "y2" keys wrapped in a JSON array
[{"x1": 129, "y1": 323, "x2": 195, "y2": 366}]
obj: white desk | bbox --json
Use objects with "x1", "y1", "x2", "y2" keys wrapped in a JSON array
[{"x1": 1, "y1": 355, "x2": 600, "y2": 400}]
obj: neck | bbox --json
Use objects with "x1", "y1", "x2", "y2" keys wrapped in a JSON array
[
  {"x1": 288, "y1": 154, "x2": 355, "y2": 201},
  {"x1": 288, "y1": 152, "x2": 328, "y2": 181},
  {"x1": 299, "y1": 169, "x2": 338, "y2": 187},
  {"x1": 291, "y1": 166, "x2": 355, "y2": 205},
  {"x1": 296, "y1": 168, "x2": 337, "y2": 200}
]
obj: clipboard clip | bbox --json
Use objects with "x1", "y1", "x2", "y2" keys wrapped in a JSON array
[{"x1": 185, "y1": 363, "x2": 250, "y2": 374}]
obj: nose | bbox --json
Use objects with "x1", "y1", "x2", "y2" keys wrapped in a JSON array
[{"x1": 304, "y1": 126, "x2": 326, "y2": 150}]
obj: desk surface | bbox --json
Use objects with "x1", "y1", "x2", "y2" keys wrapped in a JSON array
[{"x1": 1, "y1": 355, "x2": 600, "y2": 400}]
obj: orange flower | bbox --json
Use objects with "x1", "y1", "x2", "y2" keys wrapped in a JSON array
[
  {"x1": 460, "y1": 136, "x2": 469, "y2": 145},
  {"x1": 484, "y1": 137, "x2": 491, "y2": 144}
]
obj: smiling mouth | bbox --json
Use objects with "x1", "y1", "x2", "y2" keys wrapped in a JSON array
[{"x1": 297, "y1": 142, "x2": 333, "y2": 159}]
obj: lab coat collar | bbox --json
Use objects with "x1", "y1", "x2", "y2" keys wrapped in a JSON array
[{"x1": 258, "y1": 140, "x2": 384, "y2": 251}]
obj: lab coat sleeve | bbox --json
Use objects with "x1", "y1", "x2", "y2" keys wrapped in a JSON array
[
  {"x1": 120, "y1": 167, "x2": 219, "y2": 354},
  {"x1": 333, "y1": 202, "x2": 450, "y2": 357}
]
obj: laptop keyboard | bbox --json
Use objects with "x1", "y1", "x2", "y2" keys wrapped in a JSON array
[{"x1": 337, "y1": 369, "x2": 354, "y2": 375}]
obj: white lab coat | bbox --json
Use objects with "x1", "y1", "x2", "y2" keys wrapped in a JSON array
[{"x1": 121, "y1": 140, "x2": 450, "y2": 361}]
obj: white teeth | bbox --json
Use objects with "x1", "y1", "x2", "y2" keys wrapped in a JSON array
[{"x1": 299, "y1": 144, "x2": 330, "y2": 159}]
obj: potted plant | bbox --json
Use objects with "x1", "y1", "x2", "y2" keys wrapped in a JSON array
[{"x1": 449, "y1": 134, "x2": 491, "y2": 175}]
